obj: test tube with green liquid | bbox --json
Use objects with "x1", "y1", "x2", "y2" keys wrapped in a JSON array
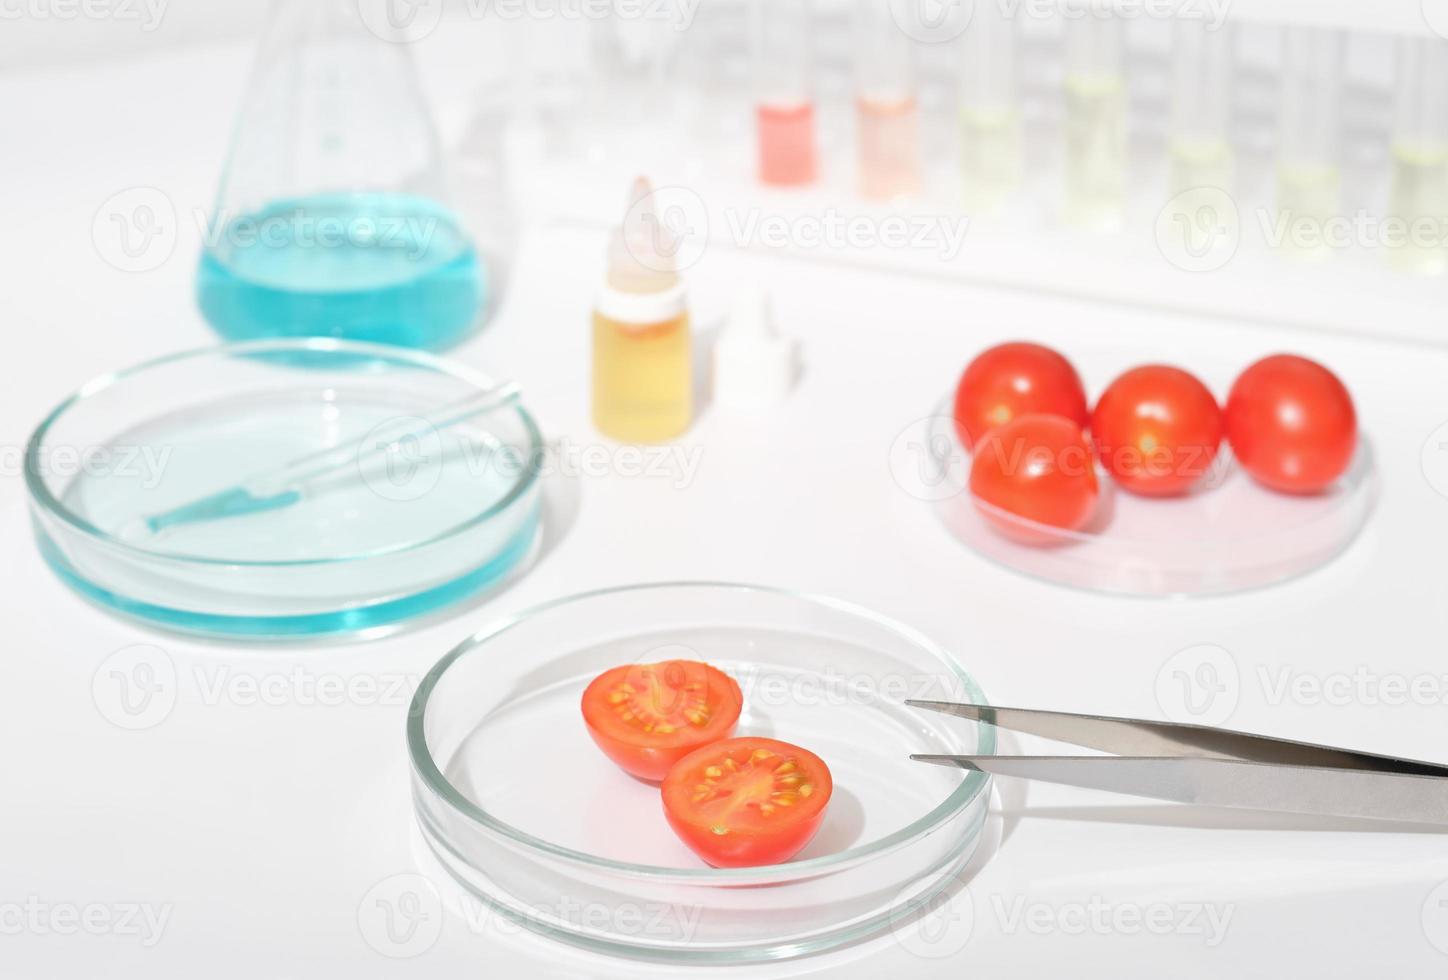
[
  {"x1": 959, "y1": 2, "x2": 1021, "y2": 215},
  {"x1": 1168, "y1": 17, "x2": 1234, "y2": 198},
  {"x1": 1388, "y1": 36, "x2": 1448, "y2": 275},
  {"x1": 1063, "y1": 8, "x2": 1126, "y2": 231},
  {"x1": 1276, "y1": 27, "x2": 1344, "y2": 260}
]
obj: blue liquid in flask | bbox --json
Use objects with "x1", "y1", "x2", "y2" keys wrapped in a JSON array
[{"x1": 197, "y1": 193, "x2": 486, "y2": 350}]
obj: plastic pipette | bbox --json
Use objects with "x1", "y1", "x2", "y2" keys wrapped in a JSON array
[{"x1": 120, "y1": 382, "x2": 523, "y2": 541}]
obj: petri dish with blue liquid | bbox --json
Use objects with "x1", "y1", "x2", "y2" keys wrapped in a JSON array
[
  {"x1": 25, "y1": 340, "x2": 543, "y2": 641},
  {"x1": 197, "y1": 0, "x2": 493, "y2": 350}
]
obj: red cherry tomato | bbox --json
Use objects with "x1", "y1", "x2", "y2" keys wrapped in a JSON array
[
  {"x1": 1225, "y1": 354, "x2": 1357, "y2": 494},
  {"x1": 952, "y1": 342, "x2": 1090, "y2": 451},
  {"x1": 969, "y1": 414, "x2": 1099, "y2": 543},
  {"x1": 581, "y1": 661, "x2": 742, "y2": 782},
  {"x1": 1091, "y1": 366, "x2": 1224, "y2": 497},
  {"x1": 661, "y1": 737, "x2": 832, "y2": 868}
]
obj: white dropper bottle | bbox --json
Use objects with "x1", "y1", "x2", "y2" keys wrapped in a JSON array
[{"x1": 712, "y1": 287, "x2": 797, "y2": 414}]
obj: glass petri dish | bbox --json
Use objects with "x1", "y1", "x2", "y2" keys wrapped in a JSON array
[
  {"x1": 408, "y1": 582, "x2": 993, "y2": 963},
  {"x1": 25, "y1": 339, "x2": 542, "y2": 640},
  {"x1": 924, "y1": 405, "x2": 1376, "y2": 597}
]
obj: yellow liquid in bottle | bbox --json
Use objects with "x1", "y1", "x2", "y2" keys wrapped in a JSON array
[
  {"x1": 1388, "y1": 142, "x2": 1448, "y2": 275},
  {"x1": 1063, "y1": 74, "x2": 1127, "y2": 231},
  {"x1": 592, "y1": 309, "x2": 692, "y2": 443}
]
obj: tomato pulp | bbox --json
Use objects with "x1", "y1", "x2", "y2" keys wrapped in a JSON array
[
  {"x1": 581, "y1": 661, "x2": 743, "y2": 781},
  {"x1": 952, "y1": 342, "x2": 1090, "y2": 451},
  {"x1": 661, "y1": 737, "x2": 832, "y2": 868}
]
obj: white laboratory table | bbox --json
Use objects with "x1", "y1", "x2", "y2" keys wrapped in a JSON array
[{"x1": 5, "y1": 38, "x2": 1448, "y2": 980}]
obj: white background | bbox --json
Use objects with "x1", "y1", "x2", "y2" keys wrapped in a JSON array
[{"x1": 6, "y1": 6, "x2": 1448, "y2": 979}]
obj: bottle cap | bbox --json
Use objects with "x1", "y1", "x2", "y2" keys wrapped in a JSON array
[
  {"x1": 607, "y1": 176, "x2": 680, "y2": 293},
  {"x1": 712, "y1": 287, "x2": 797, "y2": 413},
  {"x1": 596, "y1": 176, "x2": 689, "y2": 326}
]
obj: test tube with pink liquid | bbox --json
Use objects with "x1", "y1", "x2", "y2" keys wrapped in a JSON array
[
  {"x1": 750, "y1": 0, "x2": 818, "y2": 187},
  {"x1": 853, "y1": 0, "x2": 920, "y2": 199}
]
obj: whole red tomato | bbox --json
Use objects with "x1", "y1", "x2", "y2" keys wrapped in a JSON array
[
  {"x1": 1225, "y1": 354, "x2": 1357, "y2": 494},
  {"x1": 952, "y1": 342, "x2": 1090, "y2": 451},
  {"x1": 1091, "y1": 365, "x2": 1224, "y2": 497},
  {"x1": 969, "y1": 414, "x2": 1099, "y2": 543}
]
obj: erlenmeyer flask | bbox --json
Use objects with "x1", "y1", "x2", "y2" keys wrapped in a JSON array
[{"x1": 198, "y1": 0, "x2": 487, "y2": 350}]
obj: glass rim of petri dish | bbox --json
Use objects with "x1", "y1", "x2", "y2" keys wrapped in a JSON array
[
  {"x1": 407, "y1": 581, "x2": 995, "y2": 887},
  {"x1": 923, "y1": 398, "x2": 1377, "y2": 597},
  {"x1": 24, "y1": 337, "x2": 543, "y2": 569}
]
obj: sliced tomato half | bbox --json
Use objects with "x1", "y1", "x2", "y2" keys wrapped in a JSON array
[
  {"x1": 661, "y1": 737, "x2": 833, "y2": 868},
  {"x1": 581, "y1": 660, "x2": 742, "y2": 782}
]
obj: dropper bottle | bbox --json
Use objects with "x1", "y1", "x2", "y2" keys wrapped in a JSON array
[
  {"x1": 1062, "y1": 7, "x2": 1127, "y2": 230},
  {"x1": 1388, "y1": 37, "x2": 1448, "y2": 275},
  {"x1": 854, "y1": 0, "x2": 920, "y2": 199},
  {"x1": 750, "y1": 0, "x2": 817, "y2": 187},
  {"x1": 592, "y1": 178, "x2": 693, "y2": 443}
]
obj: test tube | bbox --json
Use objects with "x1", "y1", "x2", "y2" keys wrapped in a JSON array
[
  {"x1": 959, "y1": 2, "x2": 1021, "y2": 213},
  {"x1": 1063, "y1": 8, "x2": 1127, "y2": 230},
  {"x1": 1168, "y1": 16, "x2": 1234, "y2": 197},
  {"x1": 750, "y1": 0, "x2": 817, "y2": 186},
  {"x1": 1388, "y1": 36, "x2": 1448, "y2": 275},
  {"x1": 1277, "y1": 27, "x2": 1344, "y2": 259},
  {"x1": 854, "y1": 0, "x2": 920, "y2": 199}
]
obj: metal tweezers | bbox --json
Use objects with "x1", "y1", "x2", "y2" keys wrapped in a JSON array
[{"x1": 908, "y1": 701, "x2": 1448, "y2": 825}]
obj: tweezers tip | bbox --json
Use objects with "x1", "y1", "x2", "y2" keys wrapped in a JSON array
[{"x1": 905, "y1": 699, "x2": 954, "y2": 711}]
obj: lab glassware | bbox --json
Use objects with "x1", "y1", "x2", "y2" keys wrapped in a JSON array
[
  {"x1": 409, "y1": 583, "x2": 992, "y2": 962},
  {"x1": 198, "y1": 0, "x2": 487, "y2": 350},
  {"x1": 750, "y1": 0, "x2": 817, "y2": 186},
  {"x1": 1388, "y1": 36, "x2": 1448, "y2": 275},
  {"x1": 959, "y1": 0, "x2": 1021, "y2": 214},
  {"x1": 26, "y1": 340, "x2": 542, "y2": 640},
  {"x1": 1277, "y1": 27, "x2": 1345, "y2": 259}
]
